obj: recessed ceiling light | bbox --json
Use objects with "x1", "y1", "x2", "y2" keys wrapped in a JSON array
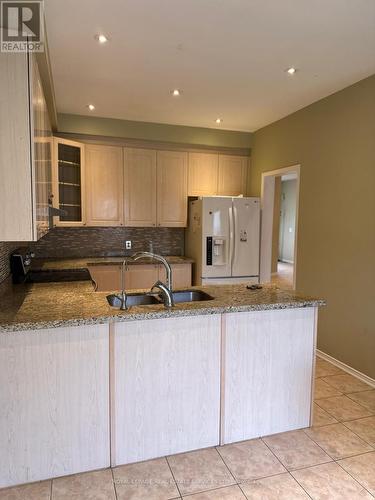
[
  {"x1": 171, "y1": 89, "x2": 181, "y2": 96},
  {"x1": 95, "y1": 34, "x2": 109, "y2": 43},
  {"x1": 87, "y1": 104, "x2": 95, "y2": 111},
  {"x1": 215, "y1": 118, "x2": 223, "y2": 124},
  {"x1": 286, "y1": 67, "x2": 297, "y2": 75}
]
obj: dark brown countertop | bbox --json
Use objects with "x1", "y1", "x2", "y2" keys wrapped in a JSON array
[
  {"x1": 0, "y1": 278, "x2": 325, "y2": 332},
  {"x1": 31, "y1": 256, "x2": 194, "y2": 271}
]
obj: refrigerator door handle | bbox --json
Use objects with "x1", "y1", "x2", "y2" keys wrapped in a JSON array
[
  {"x1": 229, "y1": 205, "x2": 234, "y2": 271},
  {"x1": 232, "y1": 205, "x2": 237, "y2": 269}
]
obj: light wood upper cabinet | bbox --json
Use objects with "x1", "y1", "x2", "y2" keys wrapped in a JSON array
[
  {"x1": 188, "y1": 152, "x2": 218, "y2": 196},
  {"x1": 85, "y1": 145, "x2": 124, "y2": 226},
  {"x1": 52, "y1": 137, "x2": 86, "y2": 227},
  {"x1": 217, "y1": 155, "x2": 248, "y2": 196},
  {"x1": 124, "y1": 148, "x2": 157, "y2": 227},
  {"x1": 157, "y1": 151, "x2": 188, "y2": 227},
  {"x1": 0, "y1": 52, "x2": 52, "y2": 241}
]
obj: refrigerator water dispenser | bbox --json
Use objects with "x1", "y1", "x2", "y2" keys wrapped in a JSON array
[{"x1": 206, "y1": 236, "x2": 227, "y2": 266}]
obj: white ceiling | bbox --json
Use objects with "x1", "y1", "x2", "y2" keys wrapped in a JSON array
[{"x1": 45, "y1": 0, "x2": 375, "y2": 132}]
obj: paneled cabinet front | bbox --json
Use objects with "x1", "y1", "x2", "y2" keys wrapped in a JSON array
[
  {"x1": 157, "y1": 150, "x2": 188, "y2": 227},
  {"x1": 85, "y1": 145, "x2": 124, "y2": 226},
  {"x1": 88, "y1": 263, "x2": 192, "y2": 292},
  {"x1": 124, "y1": 148, "x2": 157, "y2": 226},
  {"x1": 188, "y1": 152, "x2": 218, "y2": 196},
  {"x1": 111, "y1": 315, "x2": 221, "y2": 465},
  {"x1": 0, "y1": 52, "x2": 52, "y2": 241},
  {"x1": 217, "y1": 155, "x2": 248, "y2": 196},
  {"x1": 0, "y1": 324, "x2": 110, "y2": 488}
]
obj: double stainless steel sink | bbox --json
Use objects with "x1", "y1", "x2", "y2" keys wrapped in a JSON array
[{"x1": 107, "y1": 289, "x2": 214, "y2": 308}]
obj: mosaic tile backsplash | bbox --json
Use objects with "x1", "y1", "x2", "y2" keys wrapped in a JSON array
[{"x1": 30, "y1": 227, "x2": 185, "y2": 259}]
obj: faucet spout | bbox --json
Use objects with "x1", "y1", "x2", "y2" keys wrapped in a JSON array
[
  {"x1": 131, "y1": 251, "x2": 174, "y2": 308},
  {"x1": 131, "y1": 251, "x2": 173, "y2": 292}
]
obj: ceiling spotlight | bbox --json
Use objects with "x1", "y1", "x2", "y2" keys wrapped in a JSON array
[
  {"x1": 286, "y1": 67, "x2": 297, "y2": 75},
  {"x1": 215, "y1": 118, "x2": 223, "y2": 124},
  {"x1": 171, "y1": 89, "x2": 181, "y2": 96},
  {"x1": 87, "y1": 104, "x2": 95, "y2": 111},
  {"x1": 95, "y1": 34, "x2": 109, "y2": 43}
]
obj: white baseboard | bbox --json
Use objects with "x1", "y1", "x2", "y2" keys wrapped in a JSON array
[{"x1": 316, "y1": 349, "x2": 375, "y2": 389}]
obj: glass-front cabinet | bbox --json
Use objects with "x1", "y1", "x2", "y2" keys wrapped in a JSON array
[{"x1": 52, "y1": 138, "x2": 85, "y2": 226}]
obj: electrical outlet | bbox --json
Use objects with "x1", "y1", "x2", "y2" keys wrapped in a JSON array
[{"x1": 125, "y1": 240, "x2": 132, "y2": 250}]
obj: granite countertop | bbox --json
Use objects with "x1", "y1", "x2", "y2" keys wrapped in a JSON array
[
  {"x1": 31, "y1": 256, "x2": 194, "y2": 271},
  {"x1": 0, "y1": 279, "x2": 325, "y2": 332}
]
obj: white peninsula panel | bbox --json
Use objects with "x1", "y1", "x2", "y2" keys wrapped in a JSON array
[
  {"x1": 0, "y1": 324, "x2": 110, "y2": 488},
  {"x1": 221, "y1": 307, "x2": 317, "y2": 444},
  {"x1": 112, "y1": 314, "x2": 221, "y2": 465}
]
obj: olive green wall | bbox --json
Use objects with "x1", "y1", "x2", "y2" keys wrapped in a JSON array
[
  {"x1": 249, "y1": 74, "x2": 375, "y2": 379},
  {"x1": 57, "y1": 113, "x2": 253, "y2": 149}
]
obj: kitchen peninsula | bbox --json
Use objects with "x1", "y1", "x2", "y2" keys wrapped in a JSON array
[{"x1": 0, "y1": 276, "x2": 324, "y2": 488}]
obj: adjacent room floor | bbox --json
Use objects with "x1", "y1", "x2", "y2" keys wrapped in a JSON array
[
  {"x1": 1, "y1": 357, "x2": 374, "y2": 499},
  {"x1": 271, "y1": 261, "x2": 294, "y2": 290}
]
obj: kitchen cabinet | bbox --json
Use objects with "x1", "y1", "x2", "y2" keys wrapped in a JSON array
[
  {"x1": 159, "y1": 263, "x2": 192, "y2": 288},
  {"x1": 124, "y1": 148, "x2": 157, "y2": 226},
  {"x1": 52, "y1": 137, "x2": 86, "y2": 226},
  {"x1": 0, "y1": 52, "x2": 52, "y2": 241},
  {"x1": 85, "y1": 145, "x2": 124, "y2": 226},
  {"x1": 188, "y1": 152, "x2": 219, "y2": 196},
  {"x1": 0, "y1": 324, "x2": 110, "y2": 488},
  {"x1": 217, "y1": 155, "x2": 248, "y2": 196},
  {"x1": 111, "y1": 315, "x2": 221, "y2": 465},
  {"x1": 88, "y1": 262, "x2": 191, "y2": 292},
  {"x1": 221, "y1": 308, "x2": 316, "y2": 444},
  {"x1": 125, "y1": 264, "x2": 159, "y2": 290},
  {"x1": 88, "y1": 265, "x2": 122, "y2": 292},
  {"x1": 157, "y1": 150, "x2": 188, "y2": 227}
]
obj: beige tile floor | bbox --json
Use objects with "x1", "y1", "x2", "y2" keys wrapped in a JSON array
[
  {"x1": 1, "y1": 357, "x2": 374, "y2": 499},
  {"x1": 271, "y1": 262, "x2": 293, "y2": 290}
]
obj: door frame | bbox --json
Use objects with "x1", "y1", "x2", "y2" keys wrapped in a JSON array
[{"x1": 260, "y1": 164, "x2": 300, "y2": 289}]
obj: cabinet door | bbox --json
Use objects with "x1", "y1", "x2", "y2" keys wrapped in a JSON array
[
  {"x1": 188, "y1": 152, "x2": 218, "y2": 196},
  {"x1": 124, "y1": 264, "x2": 159, "y2": 290},
  {"x1": 159, "y1": 263, "x2": 192, "y2": 289},
  {"x1": 0, "y1": 52, "x2": 34, "y2": 240},
  {"x1": 112, "y1": 315, "x2": 221, "y2": 465},
  {"x1": 157, "y1": 151, "x2": 188, "y2": 227},
  {"x1": 52, "y1": 137, "x2": 86, "y2": 226},
  {"x1": 88, "y1": 265, "x2": 122, "y2": 292},
  {"x1": 0, "y1": 324, "x2": 110, "y2": 488},
  {"x1": 222, "y1": 308, "x2": 316, "y2": 445},
  {"x1": 86, "y1": 145, "x2": 124, "y2": 226},
  {"x1": 217, "y1": 155, "x2": 248, "y2": 196},
  {"x1": 32, "y1": 57, "x2": 52, "y2": 240},
  {"x1": 124, "y1": 148, "x2": 157, "y2": 227}
]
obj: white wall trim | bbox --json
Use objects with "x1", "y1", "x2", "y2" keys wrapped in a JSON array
[
  {"x1": 316, "y1": 349, "x2": 375, "y2": 388},
  {"x1": 260, "y1": 164, "x2": 300, "y2": 289}
]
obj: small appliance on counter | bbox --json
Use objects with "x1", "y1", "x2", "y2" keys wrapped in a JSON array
[
  {"x1": 10, "y1": 247, "x2": 91, "y2": 284},
  {"x1": 10, "y1": 247, "x2": 34, "y2": 284}
]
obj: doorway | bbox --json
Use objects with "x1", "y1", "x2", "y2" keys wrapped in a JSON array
[{"x1": 259, "y1": 165, "x2": 300, "y2": 289}]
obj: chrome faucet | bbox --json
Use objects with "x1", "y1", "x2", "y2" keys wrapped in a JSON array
[
  {"x1": 131, "y1": 251, "x2": 174, "y2": 308},
  {"x1": 151, "y1": 281, "x2": 174, "y2": 308},
  {"x1": 119, "y1": 259, "x2": 129, "y2": 310}
]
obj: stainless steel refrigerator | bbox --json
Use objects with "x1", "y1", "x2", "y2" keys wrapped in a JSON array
[{"x1": 185, "y1": 196, "x2": 260, "y2": 285}]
